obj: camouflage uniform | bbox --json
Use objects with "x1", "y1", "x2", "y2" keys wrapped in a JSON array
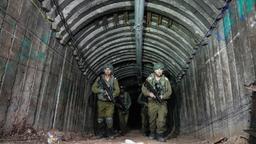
[
  {"x1": 142, "y1": 63, "x2": 172, "y2": 141},
  {"x1": 117, "y1": 91, "x2": 131, "y2": 134},
  {"x1": 92, "y1": 64, "x2": 120, "y2": 138}
]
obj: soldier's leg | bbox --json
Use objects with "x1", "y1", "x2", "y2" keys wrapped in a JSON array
[
  {"x1": 144, "y1": 106, "x2": 149, "y2": 135},
  {"x1": 105, "y1": 102, "x2": 114, "y2": 128},
  {"x1": 141, "y1": 106, "x2": 148, "y2": 135},
  {"x1": 148, "y1": 102, "x2": 158, "y2": 139},
  {"x1": 96, "y1": 101, "x2": 106, "y2": 138},
  {"x1": 123, "y1": 112, "x2": 129, "y2": 133},
  {"x1": 156, "y1": 103, "x2": 168, "y2": 142},
  {"x1": 105, "y1": 102, "x2": 115, "y2": 138},
  {"x1": 118, "y1": 110, "x2": 124, "y2": 132},
  {"x1": 141, "y1": 108, "x2": 145, "y2": 133},
  {"x1": 105, "y1": 117, "x2": 115, "y2": 139},
  {"x1": 118, "y1": 110, "x2": 125, "y2": 133},
  {"x1": 96, "y1": 118, "x2": 105, "y2": 138}
]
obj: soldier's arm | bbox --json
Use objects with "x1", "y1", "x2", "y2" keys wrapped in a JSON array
[
  {"x1": 92, "y1": 77, "x2": 102, "y2": 94},
  {"x1": 137, "y1": 93, "x2": 147, "y2": 105},
  {"x1": 113, "y1": 79, "x2": 120, "y2": 97},
  {"x1": 162, "y1": 79, "x2": 172, "y2": 99},
  {"x1": 142, "y1": 84, "x2": 151, "y2": 97},
  {"x1": 142, "y1": 75, "x2": 156, "y2": 98},
  {"x1": 137, "y1": 93, "x2": 143, "y2": 104}
]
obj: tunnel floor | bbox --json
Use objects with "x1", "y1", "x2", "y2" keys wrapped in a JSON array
[
  {"x1": 62, "y1": 130, "x2": 208, "y2": 144},
  {"x1": 0, "y1": 130, "x2": 247, "y2": 144}
]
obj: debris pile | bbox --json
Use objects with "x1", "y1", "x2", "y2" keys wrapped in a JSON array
[{"x1": 47, "y1": 129, "x2": 64, "y2": 144}]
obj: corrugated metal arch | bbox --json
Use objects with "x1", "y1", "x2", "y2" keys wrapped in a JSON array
[{"x1": 40, "y1": 0, "x2": 227, "y2": 82}]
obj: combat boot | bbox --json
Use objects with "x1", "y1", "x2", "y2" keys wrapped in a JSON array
[
  {"x1": 148, "y1": 132, "x2": 155, "y2": 140},
  {"x1": 95, "y1": 130, "x2": 105, "y2": 139},
  {"x1": 106, "y1": 128, "x2": 115, "y2": 139},
  {"x1": 156, "y1": 133, "x2": 166, "y2": 142},
  {"x1": 95, "y1": 121, "x2": 105, "y2": 139}
]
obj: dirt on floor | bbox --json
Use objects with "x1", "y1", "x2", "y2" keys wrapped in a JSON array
[
  {"x1": 0, "y1": 129, "x2": 249, "y2": 144},
  {"x1": 62, "y1": 130, "x2": 209, "y2": 144}
]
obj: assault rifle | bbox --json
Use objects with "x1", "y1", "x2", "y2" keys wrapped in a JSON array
[
  {"x1": 99, "y1": 76, "x2": 114, "y2": 102},
  {"x1": 144, "y1": 80, "x2": 162, "y2": 103},
  {"x1": 114, "y1": 96, "x2": 128, "y2": 112},
  {"x1": 99, "y1": 76, "x2": 126, "y2": 111}
]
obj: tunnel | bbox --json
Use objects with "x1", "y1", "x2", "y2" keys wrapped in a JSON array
[{"x1": 0, "y1": 0, "x2": 256, "y2": 143}]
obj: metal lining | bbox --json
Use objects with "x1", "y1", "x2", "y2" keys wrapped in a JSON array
[{"x1": 40, "y1": 0, "x2": 223, "y2": 81}]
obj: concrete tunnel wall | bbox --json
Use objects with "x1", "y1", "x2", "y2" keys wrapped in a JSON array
[
  {"x1": 177, "y1": 1, "x2": 256, "y2": 139},
  {"x1": 0, "y1": 0, "x2": 256, "y2": 141},
  {"x1": 0, "y1": 0, "x2": 93, "y2": 135}
]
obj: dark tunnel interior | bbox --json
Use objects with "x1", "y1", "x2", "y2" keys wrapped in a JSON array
[
  {"x1": 114, "y1": 74, "x2": 178, "y2": 134},
  {"x1": 114, "y1": 80, "x2": 142, "y2": 130}
]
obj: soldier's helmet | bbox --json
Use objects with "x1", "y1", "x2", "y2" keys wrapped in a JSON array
[
  {"x1": 103, "y1": 64, "x2": 113, "y2": 71},
  {"x1": 153, "y1": 63, "x2": 164, "y2": 70}
]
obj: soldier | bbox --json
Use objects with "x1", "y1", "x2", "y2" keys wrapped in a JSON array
[
  {"x1": 117, "y1": 86, "x2": 131, "y2": 135},
  {"x1": 137, "y1": 92, "x2": 149, "y2": 136},
  {"x1": 92, "y1": 64, "x2": 120, "y2": 139},
  {"x1": 142, "y1": 62, "x2": 172, "y2": 142}
]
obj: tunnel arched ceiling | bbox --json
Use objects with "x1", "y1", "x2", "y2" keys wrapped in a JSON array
[{"x1": 40, "y1": 0, "x2": 227, "y2": 83}]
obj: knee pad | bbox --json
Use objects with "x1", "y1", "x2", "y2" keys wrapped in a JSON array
[
  {"x1": 105, "y1": 117, "x2": 113, "y2": 125},
  {"x1": 97, "y1": 118, "x2": 104, "y2": 124}
]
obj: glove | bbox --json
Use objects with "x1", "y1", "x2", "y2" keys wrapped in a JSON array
[
  {"x1": 99, "y1": 89, "x2": 105, "y2": 93},
  {"x1": 97, "y1": 93, "x2": 105, "y2": 101},
  {"x1": 122, "y1": 109, "x2": 129, "y2": 114}
]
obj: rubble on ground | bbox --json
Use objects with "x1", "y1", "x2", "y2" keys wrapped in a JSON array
[{"x1": 0, "y1": 129, "x2": 251, "y2": 144}]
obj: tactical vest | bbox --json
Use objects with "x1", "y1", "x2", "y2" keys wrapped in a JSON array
[
  {"x1": 147, "y1": 73, "x2": 167, "y2": 95},
  {"x1": 97, "y1": 75, "x2": 114, "y2": 101}
]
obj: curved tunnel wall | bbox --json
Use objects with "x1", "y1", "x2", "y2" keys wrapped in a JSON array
[
  {"x1": 0, "y1": 1, "x2": 92, "y2": 135},
  {"x1": 0, "y1": 0, "x2": 256, "y2": 141},
  {"x1": 177, "y1": 1, "x2": 256, "y2": 138}
]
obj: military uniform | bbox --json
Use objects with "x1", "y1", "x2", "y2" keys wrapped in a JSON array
[
  {"x1": 92, "y1": 64, "x2": 120, "y2": 138},
  {"x1": 137, "y1": 93, "x2": 149, "y2": 135},
  {"x1": 117, "y1": 90, "x2": 131, "y2": 134},
  {"x1": 142, "y1": 63, "x2": 172, "y2": 141}
]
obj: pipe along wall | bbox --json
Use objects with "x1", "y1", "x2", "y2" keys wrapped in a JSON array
[{"x1": 0, "y1": 0, "x2": 256, "y2": 141}]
